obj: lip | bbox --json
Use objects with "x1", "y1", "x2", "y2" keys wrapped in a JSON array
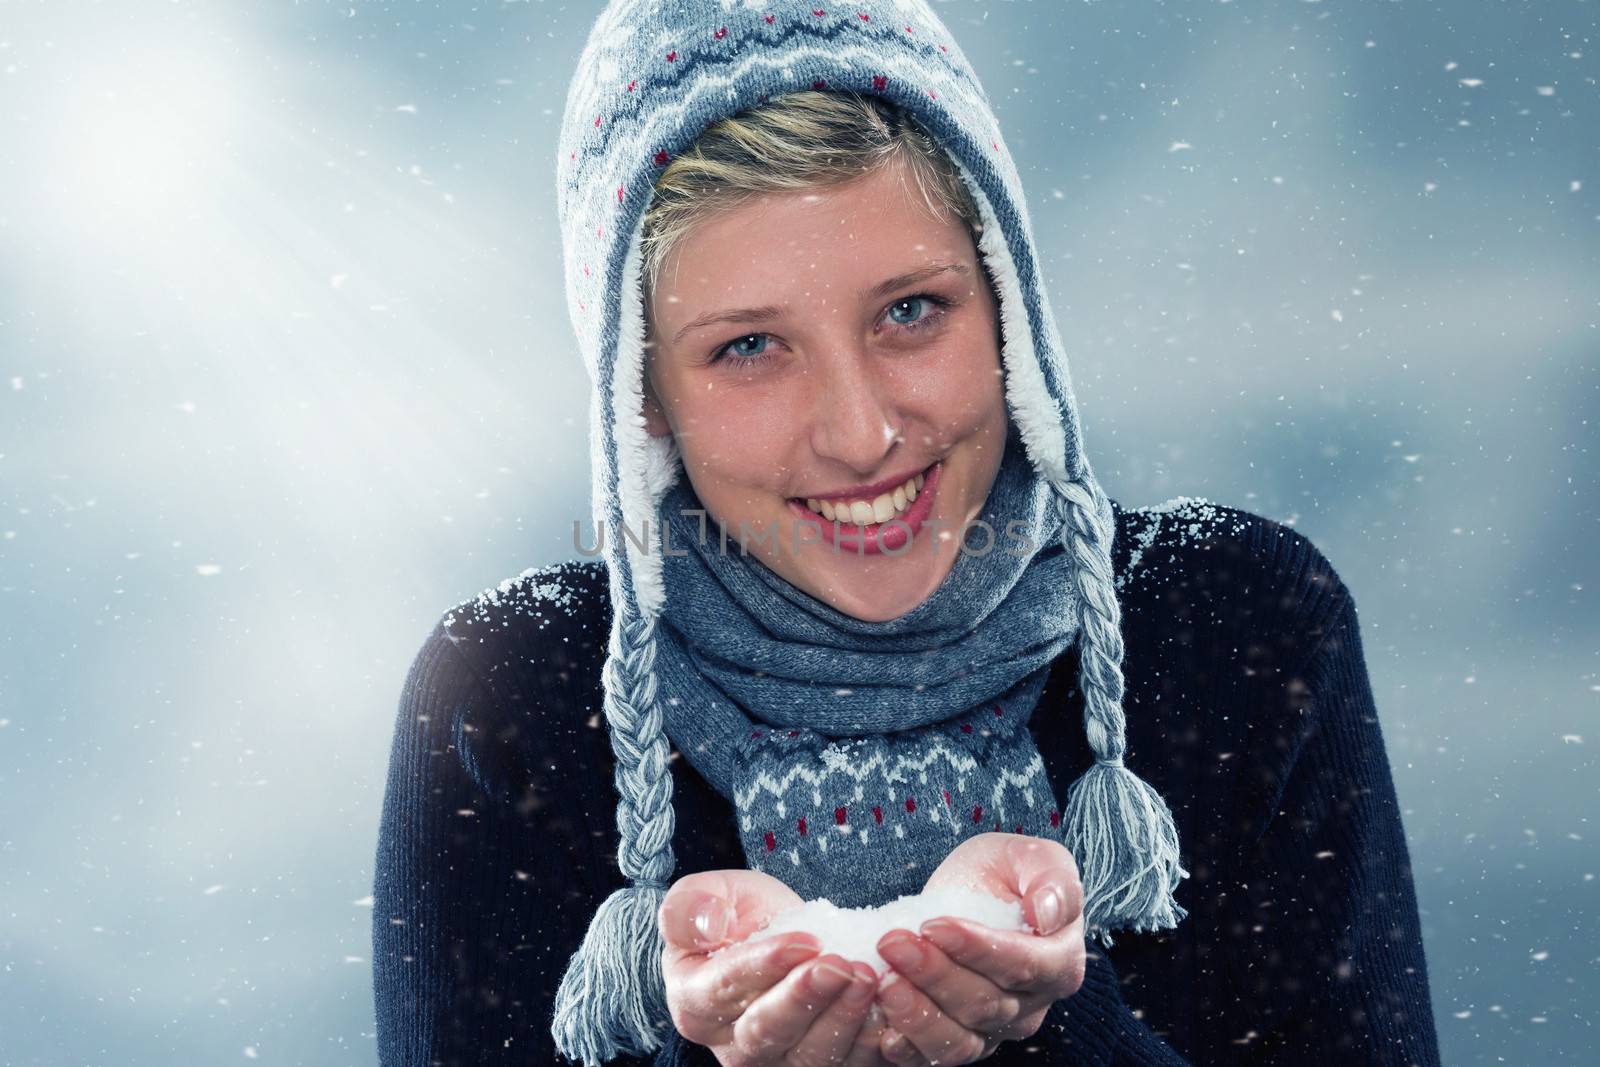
[
  {"x1": 786, "y1": 459, "x2": 942, "y2": 556},
  {"x1": 795, "y1": 462, "x2": 935, "y2": 504}
]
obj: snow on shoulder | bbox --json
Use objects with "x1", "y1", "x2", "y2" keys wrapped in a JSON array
[
  {"x1": 1116, "y1": 496, "x2": 1260, "y2": 594},
  {"x1": 1112, "y1": 496, "x2": 1340, "y2": 636},
  {"x1": 440, "y1": 559, "x2": 603, "y2": 637}
]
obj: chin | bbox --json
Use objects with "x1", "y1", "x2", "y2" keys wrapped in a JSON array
[{"x1": 797, "y1": 536, "x2": 950, "y2": 619}]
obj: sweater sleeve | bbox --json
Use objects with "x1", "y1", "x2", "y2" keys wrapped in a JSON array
[
  {"x1": 1228, "y1": 588, "x2": 1443, "y2": 1065},
  {"x1": 371, "y1": 622, "x2": 663, "y2": 1067}
]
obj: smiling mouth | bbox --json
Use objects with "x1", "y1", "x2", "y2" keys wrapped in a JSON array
[{"x1": 788, "y1": 460, "x2": 938, "y2": 526}]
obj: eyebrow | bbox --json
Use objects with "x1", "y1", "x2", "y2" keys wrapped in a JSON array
[{"x1": 669, "y1": 261, "x2": 971, "y2": 345}]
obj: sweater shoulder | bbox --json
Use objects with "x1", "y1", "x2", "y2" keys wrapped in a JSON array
[
  {"x1": 1110, "y1": 495, "x2": 1336, "y2": 586},
  {"x1": 405, "y1": 560, "x2": 612, "y2": 804},
  {"x1": 439, "y1": 558, "x2": 609, "y2": 641},
  {"x1": 1109, "y1": 496, "x2": 1351, "y2": 668},
  {"x1": 434, "y1": 558, "x2": 612, "y2": 710}
]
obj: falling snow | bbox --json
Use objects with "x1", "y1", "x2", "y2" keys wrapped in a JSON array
[{"x1": 0, "y1": 2, "x2": 1592, "y2": 1064}]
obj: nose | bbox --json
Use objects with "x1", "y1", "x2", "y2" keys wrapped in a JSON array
[{"x1": 806, "y1": 341, "x2": 904, "y2": 475}]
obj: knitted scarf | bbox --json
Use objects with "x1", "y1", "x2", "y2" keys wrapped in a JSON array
[
  {"x1": 549, "y1": 2, "x2": 1189, "y2": 1063},
  {"x1": 652, "y1": 428, "x2": 1079, "y2": 907}
]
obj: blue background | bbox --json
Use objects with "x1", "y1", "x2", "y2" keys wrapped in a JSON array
[{"x1": 0, "y1": 1, "x2": 1594, "y2": 1063}]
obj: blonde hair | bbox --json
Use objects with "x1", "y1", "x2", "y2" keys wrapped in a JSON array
[{"x1": 641, "y1": 90, "x2": 987, "y2": 301}]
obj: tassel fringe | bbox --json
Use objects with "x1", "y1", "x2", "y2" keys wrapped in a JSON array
[
  {"x1": 1062, "y1": 759, "x2": 1191, "y2": 948},
  {"x1": 550, "y1": 880, "x2": 672, "y2": 1066}
]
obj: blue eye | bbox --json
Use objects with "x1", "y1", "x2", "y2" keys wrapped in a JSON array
[
  {"x1": 885, "y1": 293, "x2": 952, "y2": 334},
  {"x1": 724, "y1": 334, "x2": 769, "y2": 360},
  {"x1": 707, "y1": 292, "x2": 951, "y2": 369},
  {"x1": 887, "y1": 296, "x2": 932, "y2": 326}
]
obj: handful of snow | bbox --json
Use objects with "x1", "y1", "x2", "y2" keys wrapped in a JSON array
[{"x1": 731, "y1": 887, "x2": 1030, "y2": 977}]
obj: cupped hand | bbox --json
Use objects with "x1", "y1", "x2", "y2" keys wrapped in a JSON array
[
  {"x1": 659, "y1": 868, "x2": 897, "y2": 1067},
  {"x1": 871, "y1": 832, "x2": 1087, "y2": 1066}
]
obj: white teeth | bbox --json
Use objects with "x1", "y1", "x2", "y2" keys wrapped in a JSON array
[{"x1": 801, "y1": 468, "x2": 929, "y2": 525}]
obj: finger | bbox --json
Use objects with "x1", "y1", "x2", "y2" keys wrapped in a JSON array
[
  {"x1": 995, "y1": 1004, "x2": 1053, "y2": 1046},
  {"x1": 1001, "y1": 836, "x2": 1084, "y2": 936},
  {"x1": 788, "y1": 959, "x2": 880, "y2": 1067},
  {"x1": 874, "y1": 967, "x2": 988, "y2": 1067},
  {"x1": 728, "y1": 952, "x2": 854, "y2": 1061},
  {"x1": 879, "y1": 1025, "x2": 933, "y2": 1067},
  {"x1": 674, "y1": 934, "x2": 824, "y2": 1036},
  {"x1": 843, "y1": 984, "x2": 894, "y2": 1067},
  {"x1": 838, "y1": 985, "x2": 902, "y2": 1067},
  {"x1": 916, "y1": 912, "x2": 1084, "y2": 997},
  {"x1": 658, "y1": 870, "x2": 778, "y2": 955},
  {"x1": 877, "y1": 930, "x2": 1021, "y2": 1034}
]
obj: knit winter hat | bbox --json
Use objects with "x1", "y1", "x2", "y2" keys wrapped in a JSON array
[{"x1": 552, "y1": 2, "x2": 1186, "y2": 1063}]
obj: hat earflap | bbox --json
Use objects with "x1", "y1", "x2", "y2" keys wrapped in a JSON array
[
  {"x1": 1053, "y1": 476, "x2": 1190, "y2": 947},
  {"x1": 551, "y1": 608, "x2": 679, "y2": 1065}
]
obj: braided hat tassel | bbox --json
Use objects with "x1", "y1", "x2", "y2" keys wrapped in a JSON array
[
  {"x1": 1055, "y1": 478, "x2": 1190, "y2": 948},
  {"x1": 551, "y1": 610, "x2": 680, "y2": 1065}
]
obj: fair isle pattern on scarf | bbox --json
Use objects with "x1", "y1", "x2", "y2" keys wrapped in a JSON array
[
  {"x1": 729, "y1": 694, "x2": 1063, "y2": 908},
  {"x1": 551, "y1": 2, "x2": 1188, "y2": 1063}
]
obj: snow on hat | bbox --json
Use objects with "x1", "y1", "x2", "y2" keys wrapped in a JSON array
[{"x1": 550, "y1": 2, "x2": 1187, "y2": 1062}]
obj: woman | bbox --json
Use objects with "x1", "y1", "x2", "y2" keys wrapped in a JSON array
[
  {"x1": 372, "y1": 3, "x2": 1442, "y2": 1066},
  {"x1": 636, "y1": 94, "x2": 1097, "y2": 1067}
]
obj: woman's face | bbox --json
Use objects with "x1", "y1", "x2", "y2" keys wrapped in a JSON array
[{"x1": 642, "y1": 157, "x2": 1009, "y2": 622}]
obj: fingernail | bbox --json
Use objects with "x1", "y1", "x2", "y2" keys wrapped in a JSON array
[
  {"x1": 1036, "y1": 886, "x2": 1063, "y2": 934},
  {"x1": 692, "y1": 899, "x2": 728, "y2": 945},
  {"x1": 883, "y1": 1029, "x2": 909, "y2": 1060},
  {"x1": 879, "y1": 935, "x2": 925, "y2": 970},
  {"x1": 811, "y1": 960, "x2": 853, "y2": 994},
  {"x1": 775, "y1": 939, "x2": 821, "y2": 968},
  {"x1": 920, "y1": 919, "x2": 965, "y2": 954}
]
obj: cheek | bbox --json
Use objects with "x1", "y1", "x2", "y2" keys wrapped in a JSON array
[
  {"x1": 884, "y1": 331, "x2": 1005, "y2": 427},
  {"x1": 669, "y1": 388, "x2": 792, "y2": 470}
]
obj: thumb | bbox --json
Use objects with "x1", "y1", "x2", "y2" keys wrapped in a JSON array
[
  {"x1": 1005, "y1": 836, "x2": 1083, "y2": 936},
  {"x1": 657, "y1": 871, "x2": 737, "y2": 952}
]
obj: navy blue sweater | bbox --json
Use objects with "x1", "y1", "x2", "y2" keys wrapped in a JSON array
[{"x1": 372, "y1": 498, "x2": 1441, "y2": 1066}]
